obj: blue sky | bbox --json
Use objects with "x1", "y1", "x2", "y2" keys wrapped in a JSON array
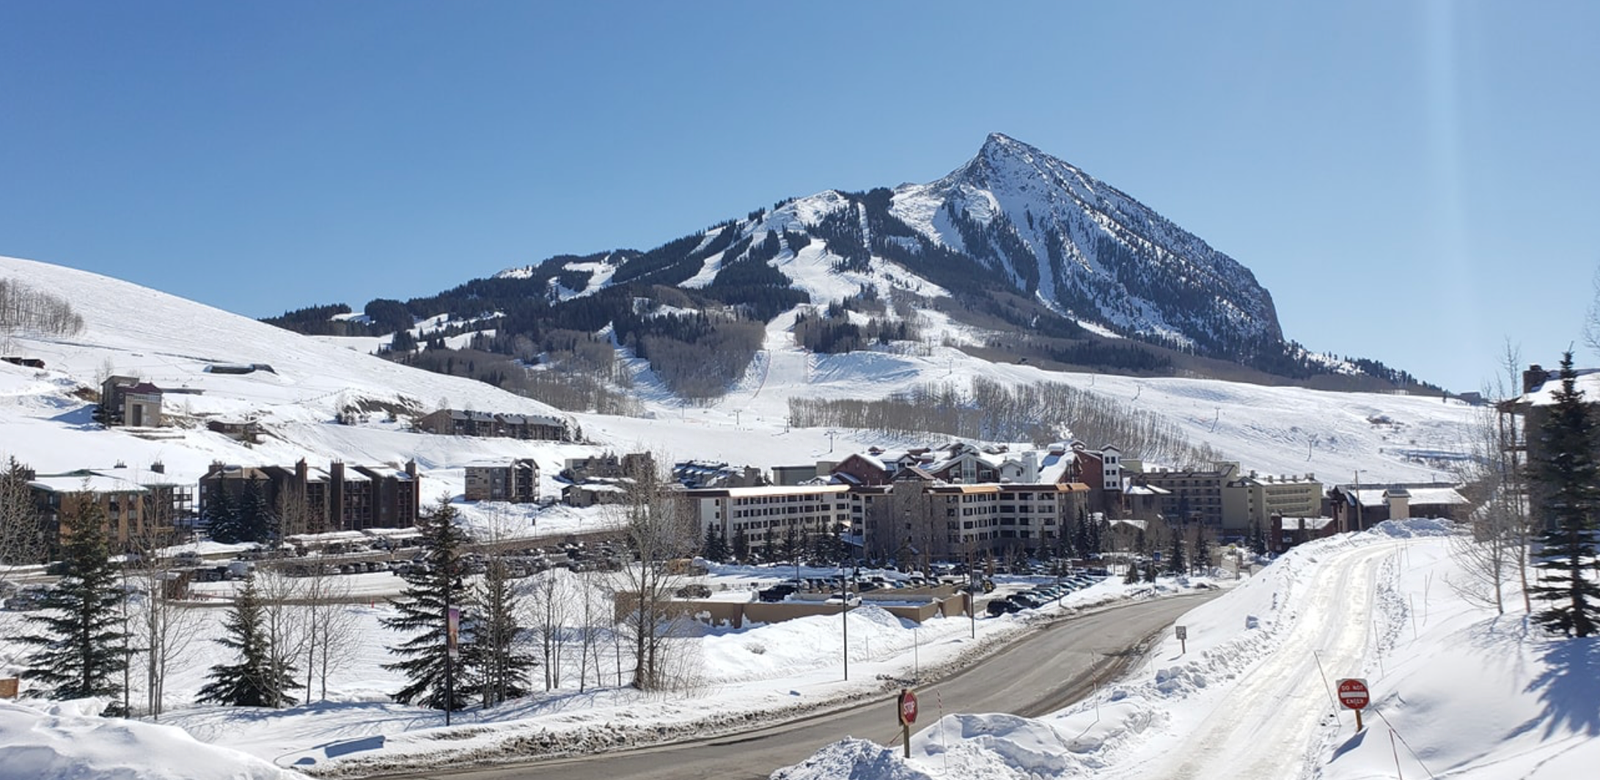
[{"x1": 2, "y1": 1, "x2": 1596, "y2": 394}]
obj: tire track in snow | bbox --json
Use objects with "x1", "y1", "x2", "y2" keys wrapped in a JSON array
[{"x1": 1136, "y1": 543, "x2": 1394, "y2": 780}]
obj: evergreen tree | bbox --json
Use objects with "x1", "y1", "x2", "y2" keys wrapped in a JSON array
[
  {"x1": 1135, "y1": 528, "x2": 1148, "y2": 556},
  {"x1": 731, "y1": 528, "x2": 750, "y2": 563},
  {"x1": 1528, "y1": 352, "x2": 1600, "y2": 637},
  {"x1": 1071, "y1": 513, "x2": 1090, "y2": 558},
  {"x1": 701, "y1": 522, "x2": 718, "y2": 561},
  {"x1": 382, "y1": 499, "x2": 475, "y2": 709},
  {"x1": 1193, "y1": 531, "x2": 1213, "y2": 575},
  {"x1": 1143, "y1": 557, "x2": 1158, "y2": 583},
  {"x1": 21, "y1": 492, "x2": 129, "y2": 712},
  {"x1": 1248, "y1": 520, "x2": 1268, "y2": 556},
  {"x1": 1124, "y1": 559, "x2": 1141, "y2": 585},
  {"x1": 470, "y1": 557, "x2": 535, "y2": 708},
  {"x1": 204, "y1": 483, "x2": 242, "y2": 545},
  {"x1": 238, "y1": 477, "x2": 274, "y2": 544},
  {"x1": 1090, "y1": 516, "x2": 1106, "y2": 555},
  {"x1": 1166, "y1": 531, "x2": 1187, "y2": 575},
  {"x1": 0, "y1": 456, "x2": 44, "y2": 566},
  {"x1": 196, "y1": 575, "x2": 301, "y2": 707},
  {"x1": 782, "y1": 525, "x2": 799, "y2": 562},
  {"x1": 389, "y1": 328, "x2": 418, "y2": 353}
]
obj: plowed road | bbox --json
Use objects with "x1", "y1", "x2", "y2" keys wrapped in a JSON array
[{"x1": 379, "y1": 593, "x2": 1214, "y2": 780}]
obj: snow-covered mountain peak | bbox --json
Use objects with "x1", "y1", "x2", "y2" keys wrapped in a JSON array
[{"x1": 893, "y1": 133, "x2": 1285, "y2": 358}]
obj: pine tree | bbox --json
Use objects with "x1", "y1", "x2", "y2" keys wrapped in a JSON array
[
  {"x1": 382, "y1": 499, "x2": 475, "y2": 709},
  {"x1": 1193, "y1": 531, "x2": 1213, "y2": 575},
  {"x1": 0, "y1": 456, "x2": 44, "y2": 566},
  {"x1": 196, "y1": 575, "x2": 302, "y2": 707},
  {"x1": 21, "y1": 492, "x2": 129, "y2": 712},
  {"x1": 1143, "y1": 557, "x2": 1158, "y2": 583},
  {"x1": 1528, "y1": 352, "x2": 1600, "y2": 637},
  {"x1": 1124, "y1": 559, "x2": 1141, "y2": 584},
  {"x1": 782, "y1": 525, "x2": 799, "y2": 562},
  {"x1": 1248, "y1": 520, "x2": 1268, "y2": 556},
  {"x1": 731, "y1": 528, "x2": 750, "y2": 563},
  {"x1": 702, "y1": 522, "x2": 720, "y2": 562},
  {"x1": 238, "y1": 477, "x2": 274, "y2": 544},
  {"x1": 1166, "y1": 531, "x2": 1187, "y2": 575},
  {"x1": 204, "y1": 483, "x2": 241, "y2": 544},
  {"x1": 470, "y1": 556, "x2": 536, "y2": 708}
]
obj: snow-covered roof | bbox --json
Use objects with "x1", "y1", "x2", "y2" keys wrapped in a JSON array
[
  {"x1": 1515, "y1": 367, "x2": 1600, "y2": 407},
  {"x1": 691, "y1": 484, "x2": 849, "y2": 498},
  {"x1": 30, "y1": 474, "x2": 148, "y2": 494},
  {"x1": 1345, "y1": 486, "x2": 1467, "y2": 507},
  {"x1": 1402, "y1": 487, "x2": 1469, "y2": 506}
]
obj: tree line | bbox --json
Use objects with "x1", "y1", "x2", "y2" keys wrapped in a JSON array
[
  {"x1": 787, "y1": 376, "x2": 1223, "y2": 467},
  {"x1": 0, "y1": 277, "x2": 85, "y2": 344}
]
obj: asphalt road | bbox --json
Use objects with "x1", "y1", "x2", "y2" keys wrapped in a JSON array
[{"x1": 380, "y1": 593, "x2": 1214, "y2": 780}]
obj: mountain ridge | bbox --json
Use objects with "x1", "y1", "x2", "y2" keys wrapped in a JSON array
[{"x1": 264, "y1": 134, "x2": 1436, "y2": 396}]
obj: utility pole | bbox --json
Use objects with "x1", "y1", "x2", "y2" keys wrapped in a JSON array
[{"x1": 1352, "y1": 470, "x2": 1364, "y2": 533}]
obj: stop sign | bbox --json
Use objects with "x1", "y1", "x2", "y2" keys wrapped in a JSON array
[
  {"x1": 1337, "y1": 678, "x2": 1370, "y2": 710},
  {"x1": 898, "y1": 689, "x2": 919, "y2": 725}
]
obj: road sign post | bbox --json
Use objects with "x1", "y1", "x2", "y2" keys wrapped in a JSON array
[
  {"x1": 1337, "y1": 678, "x2": 1370, "y2": 731},
  {"x1": 1176, "y1": 625, "x2": 1187, "y2": 654},
  {"x1": 897, "y1": 688, "x2": 918, "y2": 758}
]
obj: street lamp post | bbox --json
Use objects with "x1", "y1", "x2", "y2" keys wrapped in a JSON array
[
  {"x1": 840, "y1": 567, "x2": 853, "y2": 681},
  {"x1": 967, "y1": 558, "x2": 979, "y2": 638}
]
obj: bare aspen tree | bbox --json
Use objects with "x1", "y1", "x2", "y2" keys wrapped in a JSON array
[
  {"x1": 254, "y1": 569, "x2": 309, "y2": 708},
  {"x1": 1450, "y1": 341, "x2": 1535, "y2": 614},
  {"x1": 527, "y1": 567, "x2": 569, "y2": 691},
  {"x1": 119, "y1": 517, "x2": 202, "y2": 720},
  {"x1": 609, "y1": 460, "x2": 701, "y2": 692},
  {"x1": 298, "y1": 564, "x2": 359, "y2": 701},
  {"x1": 576, "y1": 569, "x2": 607, "y2": 693},
  {"x1": 0, "y1": 277, "x2": 85, "y2": 351},
  {"x1": 273, "y1": 487, "x2": 312, "y2": 542}
]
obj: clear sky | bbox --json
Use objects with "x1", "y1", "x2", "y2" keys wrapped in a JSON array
[{"x1": 3, "y1": 1, "x2": 1596, "y2": 394}]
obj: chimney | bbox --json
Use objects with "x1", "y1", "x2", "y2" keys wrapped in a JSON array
[
  {"x1": 1523, "y1": 364, "x2": 1548, "y2": 394},
  {"x1": 150, "y1": 461, "x2": 165, "y2": 474}
]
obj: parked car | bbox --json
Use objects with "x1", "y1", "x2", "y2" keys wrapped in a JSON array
[
  {"x1": 986, "y1": 598, "x2": 1021, "y2": 616},
  {"x1": 1010, "y1": 592, "x2": 1045, "y2": 609},
  {"x1": 758, "y1": 583, "x2": 797, "y2": 602}
]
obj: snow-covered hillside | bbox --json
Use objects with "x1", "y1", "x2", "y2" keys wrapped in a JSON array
[
  {"x1": 0, "y1": 254, "x2": 597, "y2": 495},
  {"x1": 1, "y1": 254, "x2": 1473, "y2": 499}
]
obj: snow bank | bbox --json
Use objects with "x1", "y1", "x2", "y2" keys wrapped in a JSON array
[{"x1": 0, "y1": 698, "x2": 305, "y2": 780}]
